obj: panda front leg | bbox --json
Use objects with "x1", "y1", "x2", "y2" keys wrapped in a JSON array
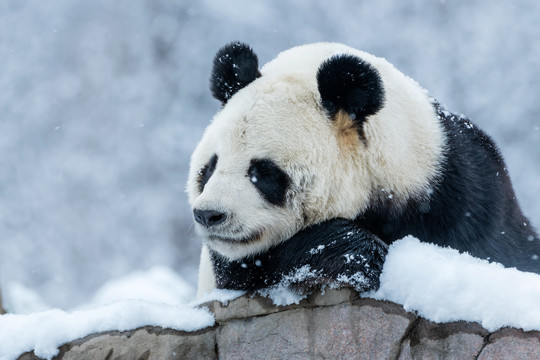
[
  {"x1": 209, "y1": 218, "x2": 388, "y2": 295},
  {"x1": 197, "y1": 244, "x2": 217, "y2": 298}
]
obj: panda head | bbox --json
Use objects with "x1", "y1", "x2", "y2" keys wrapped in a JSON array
[{"x1": 187, "y1": 42, "x2": 444, "y2": 260}]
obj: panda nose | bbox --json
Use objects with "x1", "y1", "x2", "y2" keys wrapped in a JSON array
[{"x1": 193, "y1": 209, "x2": 227, "y2": 227}]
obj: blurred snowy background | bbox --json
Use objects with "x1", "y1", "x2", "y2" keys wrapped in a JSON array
[{"x1": 0, "y1": 0, "x2": 538, "y2": 311}]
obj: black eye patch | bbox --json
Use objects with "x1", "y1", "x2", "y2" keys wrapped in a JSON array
[
  {"x1": 197, "y1": 154, "x2": 218, "y2": 193},
  {"x1": 248, "y1": 159, "x2": 290, "y2": 206}
]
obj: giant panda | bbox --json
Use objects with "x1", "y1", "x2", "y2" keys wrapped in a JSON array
[{"x1": 187, "y1": 42, "x2": 539, "y2": 297}]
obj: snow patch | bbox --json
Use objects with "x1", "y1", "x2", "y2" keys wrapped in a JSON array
[
  {"x1": 373, "y1": 236, "x2": 540, "y2": 332},
  {"x1": 257, "y1": 265, "x2": 320, "y2": 306},
  {"x1": 257, "y1": 286, "x2": 306, "y2": 306},
  {"x1": 88, "y1": 266, "x2": 195, "y2": 308},
  {"x1": 335, "y1": 272, "x2": 367, "y2": 289},
  {"x1": 309, "y1": 244, "x2": 326, "y2": 255},
  {"x1": 2, "y1": 283, "x2": 50, "y2": 314},
  {"x1": 0, "y1": 300, "x2": 214, "y2": 360}
]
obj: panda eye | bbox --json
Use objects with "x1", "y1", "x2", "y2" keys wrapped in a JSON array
[
  {"x1": 248, "y1": 159, "x2": 290, "y2": 206},
  {"x1": 198, "y1": 154, "x2": 218, "y2": 193}
]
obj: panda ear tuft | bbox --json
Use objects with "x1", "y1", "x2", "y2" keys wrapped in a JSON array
[
  {"x1": 317, "y1": 55, "x2": 385, "y2": 123},
  {"x1": 210, "y1": 42, "x2": 261, "y2": 104}
]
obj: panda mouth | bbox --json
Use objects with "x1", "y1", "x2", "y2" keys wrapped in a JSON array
[{"x1": 208, "y1": 232, "x2": 262, "y2": 245}]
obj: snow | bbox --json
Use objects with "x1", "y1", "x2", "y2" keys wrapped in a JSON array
[
  {"x1": 1, "y1": 283, "x2": 49, "y2": 315},
  {"x1": 309, "y1": 244, "x2": 326, "y2": 254},
  {"x1": 3, "y1": 266, "x2": 196, "y2": 314},
  {"x1": 373, "y1": 236, "x2": 540, "y2": 332},
  {"x1": 258, "y1": 286, "x2": 306, "y2": 306},
  {"x1": 256, "y1": 263, "x2": 370, "y2": 306},
  {"x1": 335, "y1": 272, "x2": 367, "y2": 289},
  {"x1": 0, "y1": 301, "x2": 214, "y2": 360},
  {"x1": 88, "y1": 266, "x2": 196, "y2": 308},
  {"x1": 257, "y1": 265, "x2": 320, "y2": 305},
  {"x1": 0, "y1": 267, "x2": 213, "y2": 360}
]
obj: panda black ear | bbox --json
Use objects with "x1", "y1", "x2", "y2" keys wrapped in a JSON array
[
  {"x1": 317, "y1": 55, "x2": 385, "y2": 123},
  {"x1": 210, "y1": 42, "x2": 261, "y2": 104}
]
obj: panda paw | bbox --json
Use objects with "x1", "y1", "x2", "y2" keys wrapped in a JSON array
[{"x1": 211, "y1": 218, "x2": 388, "y2": 295}]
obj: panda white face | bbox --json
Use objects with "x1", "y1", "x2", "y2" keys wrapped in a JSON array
[
  {"x1": 187, "y1": 73, "x2": 361, "y2": 260},
  {"x1": 188, "y1": 42, "x2": 445, "y2": 261}
]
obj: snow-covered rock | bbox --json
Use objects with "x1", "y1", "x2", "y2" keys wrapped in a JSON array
[{"x1": 13, "y1": 288, "x2": 540, "y2": 360}]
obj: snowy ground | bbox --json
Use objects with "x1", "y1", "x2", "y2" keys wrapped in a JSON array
[
  {"x1": 1, "y1": 238, "x2": 540, "y2": 360},
  {"x1": 2, "y1": 266, "x2": 196, "y2": 314}
]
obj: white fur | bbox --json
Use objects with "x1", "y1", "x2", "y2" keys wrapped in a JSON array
[
  {"x1": 188, "y1": 43, "x2": 446, "y2": 296},
  {"x1": 196, "y1": 245, "x2": 216, "y2": 298}
]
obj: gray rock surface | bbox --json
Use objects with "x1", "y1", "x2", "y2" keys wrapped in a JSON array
[
  {"x1": 398, "y1": 319, "x2": 489, "y2": 360},
  {"x1": 15, "y1": 288, "x2": 540, "y2": 359},
  {"x1": 18, "y1": 328, "x2": 217, "y2": 360},
  {"x1": 477, "y1": 328, "x2": 540, "y2": 360}
]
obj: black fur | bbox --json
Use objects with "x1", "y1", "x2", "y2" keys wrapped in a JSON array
[
  {"x1": 248, "y1": 158, "x2": 290, "y2": 206},
  {"x1": 211, "y1": 218, "x2": 388, "y2": 293},
  {"x1": 357, "y1": 102, "x2": 539, "y2": 273},
  {"x1": 317, "y1": 55, "x2": 385, "y2": 131},
  {"x1": 210, "y1": 42, "x2": 260, "y2": 104},
  {"x1": 197, "y1": 154, "x2": 218, "y2": 193}
]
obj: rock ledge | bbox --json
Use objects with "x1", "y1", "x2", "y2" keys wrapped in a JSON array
[{"x1": 18, "y1": 288, "x2": 540, "y2": 360}]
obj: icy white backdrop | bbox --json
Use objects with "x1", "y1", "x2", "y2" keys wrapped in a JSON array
[{"x1": 0, "y1": 0, "x2": 538, "y2": 310}]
